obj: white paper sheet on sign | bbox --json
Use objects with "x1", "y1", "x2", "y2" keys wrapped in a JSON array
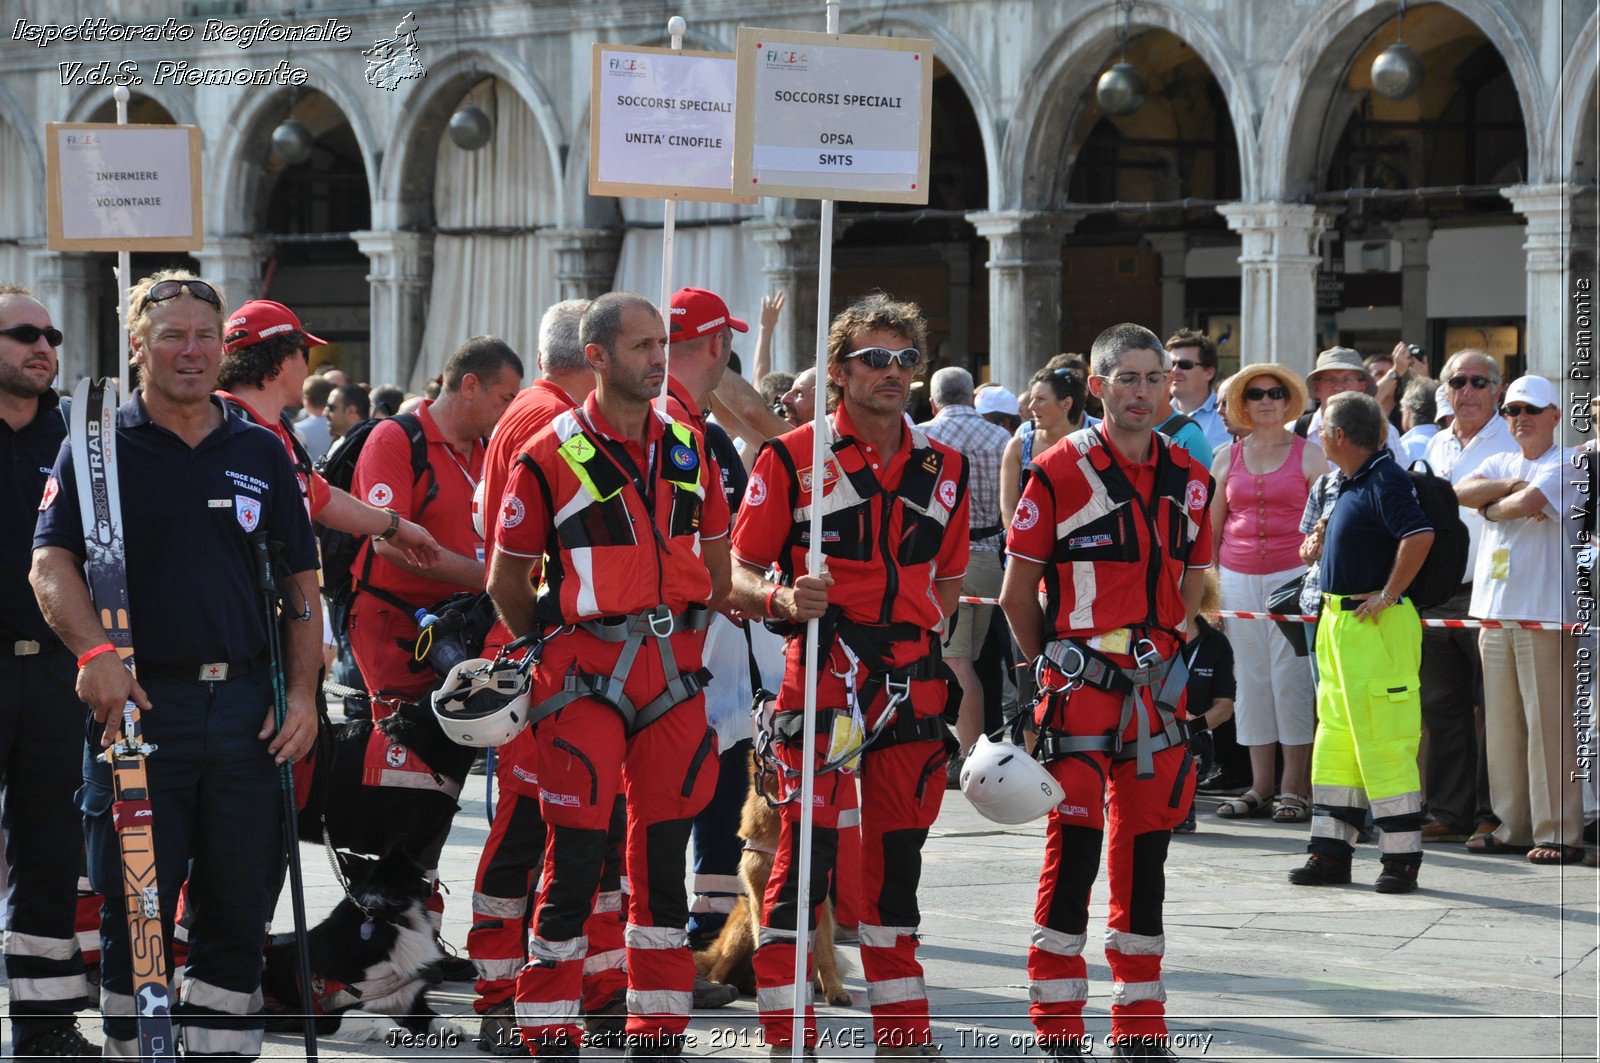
[
  {"x1": 591, "y1": 45, "x2": 742, "y2": 201},
  {"x1": 51, "y1": 126, "x2": 198, "y2": 245},
  {"x1": 734, "y1": 27, "x2": 931, "y2": 203}
]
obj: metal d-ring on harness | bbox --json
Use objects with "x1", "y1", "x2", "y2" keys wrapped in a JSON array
[
  {"x1": 1034, "y1": 633, "x2": 1192, "y2": 779},
  {"x1": 529, "y1": 603, "x2": 713, "y2": 734}
]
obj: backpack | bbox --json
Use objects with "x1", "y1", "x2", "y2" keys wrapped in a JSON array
[
  {"x1": 313, "y1": 413, "x2": 436, "y2": 628},
  {"x1": 1401, "y1": 459, "x2": 1469, "y2": 610}
]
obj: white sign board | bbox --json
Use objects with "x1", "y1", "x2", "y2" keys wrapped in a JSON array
[
  {"x1": 589, "y1": 44, "x2": 749, "y2": 203},
  {"x1": 47, "y1": 124, "x2": 202, "y2": 251},
  {"x1": 733, "y1": 27, "x2": 932, "y2": 204}
]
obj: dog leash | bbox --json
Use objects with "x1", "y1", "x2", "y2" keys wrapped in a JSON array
[{"x1": 320, "y1": 825, "x2": 378, "y2": 939}]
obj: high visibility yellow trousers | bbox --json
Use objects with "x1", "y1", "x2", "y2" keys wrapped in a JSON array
[{"x1": 1309, "y1": 595, "x2": 1425, "y2": 863}]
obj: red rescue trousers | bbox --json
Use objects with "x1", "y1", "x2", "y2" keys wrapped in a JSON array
[
  {"x1": 1027, "y1": 661, "x2": 1195, "y2": 1047},
  {"x1": 348, "y1": 596, "x2": 434, "y2": 714},
  {"x1": 512, "y1": 628, "x2": 718, "y2": 1054},
  {"x1": 754, "y1": 636, "x2": 951, "y2": 1050}
]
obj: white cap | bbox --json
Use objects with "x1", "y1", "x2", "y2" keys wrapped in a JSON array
[
  {"x1": 1503, "y1": 374, "x2": 1558, "y2": 410},
  {"x1": 975, "y1": 385, "x2": 1020, "y2": 417},
  {"x1": 1434, "y1": 384, "x2": 1454, "y2": 424}
]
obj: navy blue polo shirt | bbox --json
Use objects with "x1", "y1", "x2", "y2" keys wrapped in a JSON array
[
  {"x1": 2, "y1": 390, "x2": 68, "y2": 643},
  {"x1": 705, "y1": 421, "x2": 748, "y2": 515},
  {"x1": 1320, "y1": 449, "x2": 1432, "y2": 596},
  {"x1": 33, "y1": 391, "x2": 318, "y2": 667}
]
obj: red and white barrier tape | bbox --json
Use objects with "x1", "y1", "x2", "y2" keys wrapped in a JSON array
[{"x1": 955, "y1": 597, "x2": 1581, "y2": 633}]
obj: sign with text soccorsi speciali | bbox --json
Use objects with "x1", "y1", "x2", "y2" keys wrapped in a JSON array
[
  {"x1": 733, "y1": 27, "x2": 932, "y2": 204},
  {"x1": 589, "y1": 43, "x2": 751, "y2": 203},
  {"x1": 47, "y1": 123, "x2": 203, "y2": 251}
]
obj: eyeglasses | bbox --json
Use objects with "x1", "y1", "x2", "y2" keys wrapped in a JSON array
[
  {"x1": 1171, "y1": 358, "x2": 1203, "y2": 372},
  {"x1": 846, "y1": 346, "x2": 920, "y2": 370},
  {"x1": 1500, "y1": 403, "x2": 1550, "y2": 418},
  {"x1": 140, "y1": 279, "x2": 221, "y2": 313},
  {"x1": 0, "y1": 324, "x2": 63, "y2": 348},
  {"x1": 1099, "y1": 371, "x2": 1171, "y2": 390},
  {"x1": 1447, "y1": 374, "x2": 1493, "y2": 392},
  {"x1": 1243, "y1": 386, "x2": 1289, "y2": 402}
]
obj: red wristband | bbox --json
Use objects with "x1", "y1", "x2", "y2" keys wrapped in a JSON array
[
  {"x1": 765, "y1": 586, "x2": 782, "y2": 619},
  {"x1": 78, "y1": 643, "x2": 117, "y2": 668}
]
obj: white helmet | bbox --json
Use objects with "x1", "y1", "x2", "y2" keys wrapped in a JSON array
[
  {"x1": 959, "y1": 735, "x2": 1065, "y2": 825},
  {"x1": 471, "y1": 479, "x2": 487, "y2": 540},
  {"x1": 431, "y1": 657, "x2": 532, "y2": 748}
]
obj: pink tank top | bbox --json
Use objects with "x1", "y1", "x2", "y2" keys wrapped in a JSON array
[{"x1": 1220, "y1": 435, "x2": 1310, "y2": 575}]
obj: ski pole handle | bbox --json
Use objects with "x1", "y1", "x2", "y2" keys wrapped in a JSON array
[{"x1": 248, "y1": 530, "x2": 277, "y2": 596}]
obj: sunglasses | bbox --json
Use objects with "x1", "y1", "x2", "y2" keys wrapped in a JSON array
[
  {"x1": 0, "y1": 324, "x2": 63, "y2": 348},
  {"x1": 1500, "y1": 403, "x2": 1550, "y2": 418},
  {"x1": 1447, "y1": 374, "x2": 1493, "y2": 391},
  {"x1": 140, "y1": 279, "x2": 221, "y2": 313},
  {"x1": 1243, "y1": 385, "x2": 1289, "y2": 402},
  {"x1": 846, "y1": 346, "x2": 920, "y2": 370},
  {"x1": 1171, "y1": 358, "x2": 1203, "y2": 372}
]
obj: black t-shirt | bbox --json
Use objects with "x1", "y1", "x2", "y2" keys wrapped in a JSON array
[
  {"x1": 1, "y1": 390, "x2": 68, "y2": 643},
  {"x1": 705, "y1": 420, "x2": 748, "y2": 515},
  {"x1": 1183, "y1": 616, "x2": 1236, "y2": 713},
  {"x1": 34, "y1": 391, "x2": 319, "y2": 667}
]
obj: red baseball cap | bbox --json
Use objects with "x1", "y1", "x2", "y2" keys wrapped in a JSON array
[
  {"x1": 223, "y1": 300, "x2": 329, "y2": 354},
  {"x1": 669, "y1": 287, "x2": 748, "y2": 338}
]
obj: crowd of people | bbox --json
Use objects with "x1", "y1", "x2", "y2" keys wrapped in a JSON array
[{"x1": 0, "y1": 267, "x2": 1591, "y2": 1063}]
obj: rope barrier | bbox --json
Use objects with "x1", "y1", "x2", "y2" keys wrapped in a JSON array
[{"x1": 955, "y1": 597, "x2": 1582, "y2": 632}]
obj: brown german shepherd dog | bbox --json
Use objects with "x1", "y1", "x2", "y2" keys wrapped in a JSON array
[{"x1": 693, "y1": 752, "x2": 852, "y2": 1006}]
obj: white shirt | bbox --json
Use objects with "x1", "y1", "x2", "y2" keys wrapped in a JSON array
[
  {"x1": 1176, "y1": 391, "x2": 1231, "y2": 452},
  {"x1": 1425, "y1": 415, "x2": 1519, "y2": 579},
  {"x1": 1468, "y1": 444, "x2": 1579, "y2": 623},
  {"x1": 1400, "y1": 423, "x2": 1439, "y2": 465}
]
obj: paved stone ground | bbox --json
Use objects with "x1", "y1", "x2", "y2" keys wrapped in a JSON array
[{"x1": 6, "y1": 785, "x2": 1596, "y2": 1061}]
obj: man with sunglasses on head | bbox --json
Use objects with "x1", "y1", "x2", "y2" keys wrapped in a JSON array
[
  {"x1": 0, "y1": 286, "x2": 100, "y2": 1060},
  {"x1": 1416, "y1": 350, "x2": 1518, "y2": 847},
  {"x1": 1164, "y1": 329, "x2": 1229, "y2": 452},
  {"x1": 30, "y1": 270, "x2": 322, "y2": 1060},
  {"x1": 728, "y1": 293, "x2": 969, "y2": 1059},
  {"x1": 999, "y1": 323, "x2": 1213, "y2": 1063}
]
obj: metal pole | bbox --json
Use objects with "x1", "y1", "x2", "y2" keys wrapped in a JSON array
[
  {"x1": 657, "y1": 15, "x2": 687, "y2": 409},
  {"x1": 791, "y1": 7, "x2": 840, "y2": 1056},
  {"x1": 114, "y1": 85, "x2": 131, "y2": 396}
]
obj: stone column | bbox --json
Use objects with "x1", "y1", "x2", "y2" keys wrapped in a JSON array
[
  {"x1": 746, "y1": 217, "x2": 820, "y2": 375},
  {"x1": 353, "y1": 229, "x2": 434, "y2": 388},
  {"x1": 1145, "y1": 231, "x2": 1189, "y2": 340},
  {"x1": 966, "y1": 210, "x2": 1078, "y2": 390},
  {"x1": 193, "y1": 236, "x2": 263, "y2": 308},
  {"x1": 1389, "y1": 219, "x2": 1431, "y2": 351},
  {"x1": 545, "y1": 227, "x2": 624, "y2": 301},
  {"x1": 29, "y1": 247, "x2": 99, "y2": 384},
  {"x1": 942, "y1": 241, "x2": 974, "y2": 371},
  {"x1": 1217, "y1": 202, "x2": 1332, "y2": 374},
  {"x1": 1503, "y1": 184, "x2": 1578, "y2": 383}
]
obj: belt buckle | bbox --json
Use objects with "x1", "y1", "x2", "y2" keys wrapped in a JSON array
[
  {"x1": 198, "y1": 662, "x2": 229, "y2": 682},
  {"x1": 646, "y1": 606, "x2": 675, "y2": 639},
  {"x1": 13, "y1": 640, "x2": 41, "y2": 657}
]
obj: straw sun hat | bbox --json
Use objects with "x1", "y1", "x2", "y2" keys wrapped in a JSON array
[{"x1": 1226, "y1": 363, "x2": 1309, "y2": 431}]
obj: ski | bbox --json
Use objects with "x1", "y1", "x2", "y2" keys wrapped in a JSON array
[{"x1": 69, "y1": 376, "x2": 176, "y2": 1063}]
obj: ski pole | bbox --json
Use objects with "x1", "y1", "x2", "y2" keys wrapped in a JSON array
[{"x1": 250, "y1": 532, "x2": 320, "y2": 1061}]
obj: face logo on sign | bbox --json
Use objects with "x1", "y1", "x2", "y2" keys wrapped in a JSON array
[
  {"x1": 1013, "y1": 497, "x2": 1040, "y2": 532},
  {"x1": 1186, "y1": 480, "x2": 1207, "y2": 512},
  {"x1": 367, "y1": 483, "x2": 393, "y2": 507},
  {"x1": 235, "y1": 495, "x2": 261, "y2": 533},
  {"x1": 670, "y1": 444, "x2": 698, "y2": 472},
  {"x1": 38, "y1": 475, "x2": 58, "y2": 511},
  {"x1": 746, "y1": 472, "x2": 767, "y2": 507},
  {"x1": 500, "y1": 495, "x2": 525, "y2": 530},
  {"x1": 938, "y1": 479, "x2": 957, "y2": 509}
]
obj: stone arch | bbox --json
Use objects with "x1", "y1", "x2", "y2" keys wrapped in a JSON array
[
  {"x1": 1259, "y1": 0, "x2": 1545, "y2": 200},
  {"x1": 64, "y1": 84, "x2": 196, "y2": 127},
  {"x1": 1005, "y1": 0, "x2": 1259, "y2": 209},
  {"x1": 208, "y1": 55, "x2": 379, "y2": 236},
  {"x1": 377, "y1": 44, "x2": 566, "y2": 232},
  {"x1": 1547, "y1": 7, "x2": 1599, "y2": 182},
  {"x1": 0, "y1": 81, "x2": 45, "y2": 194},
  {"x1": 839, "y1": 11, "x2": 1003, "y2": 211}
]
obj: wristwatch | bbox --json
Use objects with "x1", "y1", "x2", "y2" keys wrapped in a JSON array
[{"x1": 373, "y1": 508, "x2": 401, "y2": 542}]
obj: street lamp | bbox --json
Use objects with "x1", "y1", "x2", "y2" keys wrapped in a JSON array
[
  {"x1": 1371, "y1": 1, "x2": 1424, "y2": 101},
  {"x1": 1096, "y1": 2, "x2": 1146, "y2": 117},
  {"x1": 448, "y1": 102, "x2": 493, "y2": 151},
  {"x1": 271, "y1": 117, "x2": 313, "y2": 165}
]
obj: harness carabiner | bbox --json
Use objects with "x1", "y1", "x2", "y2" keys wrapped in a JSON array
[
  {"x1": 1034, "y1": 642, "x2": 1085, "y2": 695},
  {"x1": 645, "y1": 605, "x2": 676, "y2": 640},
  {"x1": 1133, "y1": 638, "x2": 1162, "y2": 671}
]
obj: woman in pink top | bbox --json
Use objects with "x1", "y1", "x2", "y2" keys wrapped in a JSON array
[{"x1": 1209, "y1": 365, "x2": 1326, "y2": 823}]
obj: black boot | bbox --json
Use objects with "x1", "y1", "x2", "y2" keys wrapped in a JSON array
[
  {"x1": 583, "y1": 986, "x2": 627, "y2": 1047},
  {"x1": 1043, "y1": 1035, "x2": 1092, "y2": 1061},
  {"x1": 1288, "y1": 852, "x2": 1351, "y2": 886},
  {"x1": 1375, "y1": 858, "x2": 1420, "y2": 894},
  {"x1": 15, "y1": 1022, "x2": 99, "y2": 1063}
]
